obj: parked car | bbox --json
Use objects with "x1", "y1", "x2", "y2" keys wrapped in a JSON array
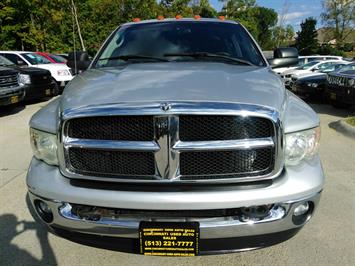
[
  {"x1": 27, "y1": 18, "x2": 323, "y2": 256},
  {"x1": 0, "y1": 64, "x2": 24, "y2": 108},
  {"x1": 273, "y1": 55, "x2": 343, "y2": 75},
  {"x1": 326, "y1": 68, "x2": 355, "y2": 108},
  {"x1": 36, "y1": 52, "x2": 67, "y2": 64},
  {"x1": 290, "y1": 62, "x2": 354, "y2": 100},
  {"x1": 0, "y1": 55, "x2": 57, "y2": 101},
  {"x1": 0, "y1": 51, "x2": 73, "y2": 90},
  {"x1": 56, "y1": 53, "x2": 69, "y2": 60},
  {"x1": 281, "y1": 60, "x2": 347, "y2": 88}
]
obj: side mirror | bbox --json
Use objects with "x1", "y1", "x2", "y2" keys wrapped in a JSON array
[
  {"x1": 17, "y1": 60, "x2": 26, "y2": 66},
  {"x1": 67, "y1": 51, "x2": 91, "y2": 73},
  {"x1": 267, "y1": 47, "x2": 299, "y2": 69}
]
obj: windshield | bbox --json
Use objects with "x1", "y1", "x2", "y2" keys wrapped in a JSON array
[
  {"x1": 0, "y1": 55, "x2": 14, "y2": 66},
  {"x1": 22, "y1": 53, "x2": 51, "y2": 65},
  {"x1": 296, "y1": 61, "x2": 320, "y2": 70},
  {"x1": 48, "y1": 54, "x2": 67, "y2": 63},
  {"x1": 94, "y1": 21, "x2": 265, "y2": 68},
  {"x1": 321, "y1": 63, "x2": 346, "y2": 73},
  {"x1": 339, "y1": 63, "x2": 355, "y2": 72}
]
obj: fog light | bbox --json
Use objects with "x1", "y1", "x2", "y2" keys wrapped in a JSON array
[
  {"x1": 293, "y1": 202, "x2": 309, "y2": 216},
  {"x1": 292, "y1": 201, "x2": 314, "y2": 225},
  {"x1": 34, "y1": 200, "x2": 53, "y2": 223}
]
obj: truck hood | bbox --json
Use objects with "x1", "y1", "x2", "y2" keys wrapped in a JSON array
[{"x1": 60, "y1": 62, "x2": 285, "y2": 111}]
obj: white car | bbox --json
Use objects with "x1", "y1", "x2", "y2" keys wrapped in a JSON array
[
  {"x1": 273, "y1": 55, "x2": 343, "y2": 75},
  {"x1": 0, "y1": 51, "x2": 73, "y2": 89},
  {"x1": 281, "y1": 60, "x2": 347, "y2": 88}
]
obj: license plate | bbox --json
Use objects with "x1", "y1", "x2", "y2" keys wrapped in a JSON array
[
  {"x1": 330, "y1": 93, "x2": 336, "y2": 100},
  {"x1": 45, "y1": 89, "x2": 51, "y2": 95},
  {"x1": 139, "y1": 221, "x2": 199, "y2": 257},
  {"x1": 10, "y1": 95, "x2": 19, "y2": 104}
]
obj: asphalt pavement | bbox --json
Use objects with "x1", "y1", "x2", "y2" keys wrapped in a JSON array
[{"x1": 0, "y1": 99, "x2": 354, "y2": 266}]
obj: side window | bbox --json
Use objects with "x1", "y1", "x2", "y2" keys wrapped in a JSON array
[
  {"x1": 0, "y1": 54, "x2": 27, "y2": 66},
  {"x1": 307, "y1": 57, "x2": 318, "y2": 62},
  {"x1": 318, "y1": 62, "x2": 331, "y2": 70},
  {"x1": 0, "y1": 53, "x2": 17, "y2": 64},
  {"x1": 298, "y1": 58, "x2": 306, "y2": 66}
]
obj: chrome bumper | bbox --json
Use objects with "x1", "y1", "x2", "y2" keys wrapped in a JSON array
[
  {"x1": 27, "y1": 155, "x2": 324, "y2": 241},
  {"x1": 28, "y1": 191, "x2": 321, "y2": 240}
]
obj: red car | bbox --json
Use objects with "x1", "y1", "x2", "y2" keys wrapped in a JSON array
[{"x1": 35, "y1": 52, "x2": 67, "y2": 64}]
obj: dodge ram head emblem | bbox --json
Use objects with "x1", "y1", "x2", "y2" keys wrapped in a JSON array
[{"x1": 160, "y1": 103, "x2": 171, "y2": 112}]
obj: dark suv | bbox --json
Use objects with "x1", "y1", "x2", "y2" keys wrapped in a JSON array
[{"x1": 0, "y1": 55, "x2": 57, "y2": 101}]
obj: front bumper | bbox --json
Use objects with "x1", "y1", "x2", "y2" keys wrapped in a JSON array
[
  {"x1": 27, "y1": 156, "x2": 324, "y2": 254},
  {"x1": 24, "y1": 82, "x2": 56, "y2": 100},
  {"x1": 326, "y1": 86, "x2": 355, "y2": 105},
  {"x1": 0, "y1": 86, "x2": 25, "y2": 106}
]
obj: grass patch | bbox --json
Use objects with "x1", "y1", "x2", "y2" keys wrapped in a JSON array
[{"x1": 345, "y1": 117, "x2": 355, "y2": 127}]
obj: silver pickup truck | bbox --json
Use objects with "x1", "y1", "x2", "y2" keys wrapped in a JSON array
[{"x1": 27, "y1": 18, "x2": 324, "y2": 256}]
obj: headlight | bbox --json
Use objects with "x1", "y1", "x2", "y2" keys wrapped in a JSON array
[
  {"x1": 306, "y1": 82, "x2": 318, "y2": 88},
  {"x1": 348, "y1": 78, "x2": 354, "y2": 87},
  {"x1": 18, "y1": 74, "x2": 31, "y2": 85},
  {"x1": 285, "y1": 127, "x2": 321, "y2": 166},
  {"x1": 57, "y1": 70, "x2": 70, "y2": 76},
  {"x1": 30, "y1": 128, "x2": 58, "y2": 165}
]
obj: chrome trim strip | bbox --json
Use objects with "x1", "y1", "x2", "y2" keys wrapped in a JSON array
[
  {"x1": 65, "y1": 138, "x2": 160, "y2": 152},
  {"x1": 62, "y1": 102, "x2": 280, "y2": 122},
  {"x1": 28, "y1": 191, "x2": 321, "y2": 239},
  {"x1": 173, "y1": 138, "x2": 274, "y2": 151}
]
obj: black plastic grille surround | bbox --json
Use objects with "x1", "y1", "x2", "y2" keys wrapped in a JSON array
[
  {"x1": 180, "y1": 148, "x2": 274, "y2": 178},
  {"x1": 31, "y1": 74, "x2": 52, "y2": 85},
  {"x1": 68, "y1": 148, "x2": 155, "y2": 176},
  {"x1": 67, "y1": 116, "x2": 154, "y2": 141},
  {"x1": 179, "y1": 115, "x2": 273, "y2": 141}
]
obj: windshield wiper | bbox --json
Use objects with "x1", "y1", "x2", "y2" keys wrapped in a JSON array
[
  {"x1": 98, "y1": 55, "x2": 169, "y2": 62},
  {"x1": 164, "y1": 52, "x2": 255, "y2": 66}
]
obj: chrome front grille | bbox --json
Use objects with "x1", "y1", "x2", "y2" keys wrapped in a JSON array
[
  {"x1": 60, "y1": 102, "x2": 283, "y2": 183},
  {"x1": 0, "y1": 74, "x2": 18, "y2": 88}
]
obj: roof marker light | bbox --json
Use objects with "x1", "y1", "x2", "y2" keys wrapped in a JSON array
[
  {"x1": 194, "y1": 15, "x2": 201, "y2": 20},
  {"x1": 132, "y1": 18, "x2": 141, "y2": 22},
  {"x1": 175, "y1": 15, "x2": 183, "y2": 20},
  {"x1": 157, "y1": 15, "x2": 165, "y2": 20},
  {"x1": 218, "y1": 16, "x2": 226, "y2": 21}
]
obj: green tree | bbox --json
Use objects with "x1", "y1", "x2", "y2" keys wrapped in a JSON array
[
  {"x1": 273, "y1": 24, "x2": 295, "y2": 47},
  {"x1": 295, "y1": 17, "x2": 319, "y2": 55},
  {"x1": 219, "y1": 0, "x2": 259, "y2": 38},
  {"x1": 192, "y1": 0, "x2": 217, "y2": 17},
  {"x1": 321, "y1": 0, "x2": 355, "y2": 48},
  {"x1": 254, "y1": 7, "x2": 278, "y2": 49}
]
